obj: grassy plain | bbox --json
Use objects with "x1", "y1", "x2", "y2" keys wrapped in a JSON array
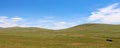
[{"x1": 0, "y1": 24, "x2": 120, "y2": 48}]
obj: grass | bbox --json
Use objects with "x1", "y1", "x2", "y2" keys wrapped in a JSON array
[{"x1": 0, "y1": 24, "x2": 120, "y2": 48}]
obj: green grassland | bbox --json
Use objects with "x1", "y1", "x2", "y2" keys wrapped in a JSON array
[{"x1": 0, "y1": 24, "x2": 120, "y2": 48}]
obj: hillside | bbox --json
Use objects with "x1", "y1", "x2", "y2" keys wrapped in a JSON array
[
  {"x1": 61, "y1": 23, "x2": 120, "y2": 32},
  {"x1": 0, "y1": 27, "x2": 54, "y2": 32},
  {"x1": 0, "y1": 23, "x2": 120, "y2": 48},
  {"x1": 59, "y1": 23, "x2": 120, "y2": 38}
]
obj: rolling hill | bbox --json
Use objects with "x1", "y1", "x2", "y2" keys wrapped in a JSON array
[
  {"x1": 59, "y1": 23, "x2": 120, "y2": 38},
  {"x1": 0, "y1": 23, "x2": 120, "y2": 48}
]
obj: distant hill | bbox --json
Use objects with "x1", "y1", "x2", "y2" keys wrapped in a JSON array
[
  {"x1": 58, "y1": 23, "x2": 120, "y2": 38},
  {"x1": 0, "y1": 23, "x2": 120, "y2": 32},
  {"x1": 61, "y1": 23, "x2": 120, "y2": 32},
  {"x1": 0, "y1": 23, "x2": 120, "y2": 35},
  {"x1": 0, "y1": 27, "x2": 54, "y2": 32}
]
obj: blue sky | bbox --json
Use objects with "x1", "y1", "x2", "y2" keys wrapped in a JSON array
[{"x1": 0, "y1": 0, "x2": 120, "y2": 30}]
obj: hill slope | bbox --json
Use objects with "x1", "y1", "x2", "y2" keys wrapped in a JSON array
[{"x1": 60, "y1": 23, "x2": 120, "y2": 38}]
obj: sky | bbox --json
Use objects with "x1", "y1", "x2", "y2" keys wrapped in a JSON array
[{"x1": 0, "y1": 0, "x2": 120, "y2": 30}]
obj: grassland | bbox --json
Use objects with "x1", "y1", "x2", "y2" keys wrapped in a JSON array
[{"x1": 0, "y1": 24, "x2": 120, "y2": 48}]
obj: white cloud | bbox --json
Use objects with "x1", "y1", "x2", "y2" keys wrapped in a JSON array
[
  {"x1": 0, "y1": 16, "x2": 79, "y2": 30},
  {"x1": 36, "y1": 19, "x2": 78, "y2": 30},
  {"x1": 88, "y1": 3, "x2": 120, "y2": 24},
  {"x1": 11, "y1": 17, "x2": 23, "y2": 21},
  {"x1": 0, "y1": 16, "x2": 24, "y2": 27}
]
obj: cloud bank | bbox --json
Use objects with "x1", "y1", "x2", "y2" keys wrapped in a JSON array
[
  {"x1": 36, "y1": 19, "x2": 78, "y2": 30},
  {"x1": 0, "y1": 3, "x2": 120, "y2": 29},
  {"x1": 88, "y1": 3, "x2": 120, "y2": 24},
  {"x1": 0, "y1": 16, "x2": 78, "y2": 29},
  {"x1": 0, "y1": 16, "x2": 24, "y2": 27}
]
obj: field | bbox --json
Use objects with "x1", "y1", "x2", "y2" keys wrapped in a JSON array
[{"x1": 0, "y1": 24, "x2": 120, "y2": 48}]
